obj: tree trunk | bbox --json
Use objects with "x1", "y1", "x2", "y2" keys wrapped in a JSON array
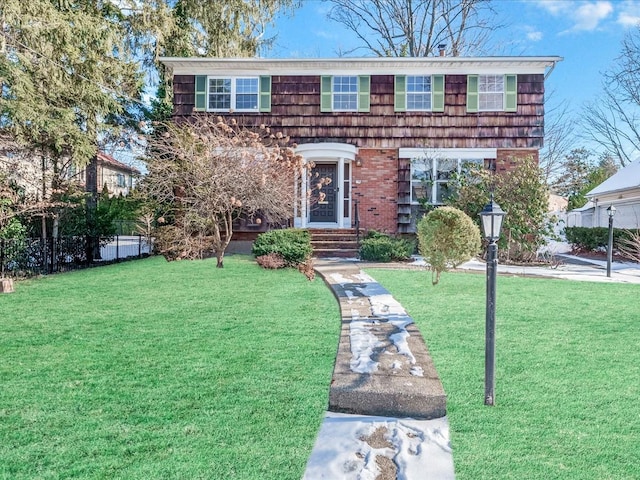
[
  {"x1": 216, "y1": 251, "x2": 224, "y2": 268},
  {"x1": 1, "y1": 277, "x2": 14, "y2": 294}
]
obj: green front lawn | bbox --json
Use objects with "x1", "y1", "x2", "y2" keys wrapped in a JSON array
[
  {"x1": 367, "y1": 269, "x2": 640, "y2": 480},
  {"x1": 0, "y1": 256, "x2": 339, "y2": 480}
]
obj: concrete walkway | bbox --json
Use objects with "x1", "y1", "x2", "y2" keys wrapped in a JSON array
[
  {"x1": 302, "y1": 255, "x2": 640, "y2": 480},
  {"x1": 303, "y1": 259, "x2": 455, "y2": 480}
]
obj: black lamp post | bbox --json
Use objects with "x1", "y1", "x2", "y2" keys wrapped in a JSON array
[
  {"x1": 479, "y1": 195, "x2": 506, "y2": 406},
  {"x1": 606, "y1": 205, "x2": 616, "y2": 278}
]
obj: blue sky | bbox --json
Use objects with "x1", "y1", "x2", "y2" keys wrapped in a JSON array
[{"x1": 266, "y1": 0, "x2": 640, "y2": 113}]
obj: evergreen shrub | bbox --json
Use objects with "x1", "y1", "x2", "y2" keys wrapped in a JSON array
[
  {"x1": 359, "y1": 230, "x2": 414, "y2": 262},
  {"x1": 252, "y1": 229, "x2": 312, "y2": 266},
  {"x1": 564, "y1": 226, "x2": 637, "y2": 251},
  {"x1": 417, "y1": 206, "x2": 481, "y2": 285}
]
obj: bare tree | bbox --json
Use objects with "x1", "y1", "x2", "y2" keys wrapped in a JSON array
[
  {"x1": 325, "y1": 0, "x2": 497, "y2": 57},
  {"x1": 540, "y1": 95, "x2": 577, "y2": 185},
  {"x1": 142, "y1": 116, "x2": 322, "y2": 268},
  {"x1": 581, "y1": 27, "x2": 640, "y2": 167}
]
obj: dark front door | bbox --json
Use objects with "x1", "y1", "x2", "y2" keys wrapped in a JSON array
[{"x1": 310, "y1": 163, "x2": 337, "y2": 223}]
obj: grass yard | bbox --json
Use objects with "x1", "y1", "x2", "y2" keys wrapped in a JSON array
[
  {"x1": 367, "y1": 268, "x2": 640, "y2": 480},
  {"x1": 0, "y1": 255, "x2": 339, "y2": 480}
]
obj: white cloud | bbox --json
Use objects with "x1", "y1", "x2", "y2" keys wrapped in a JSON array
[
  {"x1": 527, "y1": 29, "x2": 544, "y2": 41},
  {"x1": 617, "y1": 1, "x2": 640, "y2": 27},
  {"x1": 537, "y1": 0, "x2": 614, "y2": 32},
  {"x1": 573, "y1": 1, "x2": 614, "y2": 31}
]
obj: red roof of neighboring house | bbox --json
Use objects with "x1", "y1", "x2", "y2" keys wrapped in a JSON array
[{"x1": 97, "y1": 152, "x2": 141, "y2": 175}]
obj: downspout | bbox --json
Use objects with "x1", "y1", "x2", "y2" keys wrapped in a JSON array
[{"x1": 545, "y1": 61, "x2": 558, "y2": 81}]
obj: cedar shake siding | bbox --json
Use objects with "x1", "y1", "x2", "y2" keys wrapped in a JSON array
[
  {"x1": 162, "y1": 57, "x2": 562, "y2": 234},
  {"x1": 172, "y1": 73, "x2": 545, "y2": 149}
]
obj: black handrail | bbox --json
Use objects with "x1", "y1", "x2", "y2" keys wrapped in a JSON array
[{"x1": 354, "y1": 199, "x2": 360, "y2": 252}]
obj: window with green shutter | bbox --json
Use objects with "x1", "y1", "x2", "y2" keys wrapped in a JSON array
[
  {"x1": 394, "y1": 75, "x2": 407, "y2": 112},
  {"x1": 194, "y1": 75, "x2": 207, "y2": 111},
  {"x1": 195, "y1": 76, "x2": 262, "y2": 112},
  {"x1": 358, "y1": 75, "x2": 370, "y2": 112},
  {"x1": 395, "y1": 75, "x2": 445, "y2": 112},
  {"x1": 259, "y1": 76, "x2": 271, "y2": 112},
  {"x1": 466, "y1": 75, "x2": 479, "y2": 113},
  {"x1": 505, "y1": 74, "x2": 517, "y2": 112},
  {"x1": 320, "y1": 76, "x2": 333, "y2": 112},
  {"x1": 467, "y1": 74, "x2": 517, "y2": 112},
  {"x1": 320, "y1": 75, "x2": 370, "y2": 112},
  {"x1": 432, "y1": 74, "x2": 445, "y2": 112}
]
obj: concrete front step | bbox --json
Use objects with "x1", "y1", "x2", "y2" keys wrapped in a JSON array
[{"x1": 314, "y1": 260, "x2": 447, "y2": 420}]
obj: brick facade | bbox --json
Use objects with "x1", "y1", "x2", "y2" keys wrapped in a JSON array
[{"x1": 352, "y1": 149, "x2": 399, "y2": 232}]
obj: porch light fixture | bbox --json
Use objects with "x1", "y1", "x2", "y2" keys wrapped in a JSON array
[
  {"x1": 355, "y1": 157, "x2": 362, "y2": 167},
  {"x1": 479, "y1": 195, "x2": 506, "y2": 406},
  {"x1": 606, "y1": 205, "x2": 616, "y2": 277}
]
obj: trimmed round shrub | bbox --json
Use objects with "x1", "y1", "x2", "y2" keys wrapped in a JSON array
[
  {"x1": 417, "y1": 206, "x2": 481, "y2": 285},
  {"x1": 359, "y1": 231, "x2": 414, "y2": 262},
  {"x1": 252, "y1": 228, "x2": 312, "y2": 266}
]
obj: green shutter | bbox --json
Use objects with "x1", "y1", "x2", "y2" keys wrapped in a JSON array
[
  {"x1": 432, "y1": 74, "x2": 445, "y2": 112},
  {"x1": 394, "y1": 75, "x2": 407, "y2": 112},
  {"x1": 505, "y1": 74, "x2": 517, "y2": 112},
  {"x1": 194, "y1": 75, "x2": 207, "y2": 111},
  {"x1": 320, "y1": 76, "x2": 332, "y2": 112},
  {"x1": 466, "y1": 75, "x2": 479, "y2": 113},
  {"x1": 259, "y1": 76, "x2": 271, "y2": 112},
  {"x1": 358, "y1": 75, "x2": 370, "y2": 112}
]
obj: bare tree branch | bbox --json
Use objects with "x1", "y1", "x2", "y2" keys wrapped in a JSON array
[{"x1": 326, "y1": 0, "x2": 498, "y2": 57}]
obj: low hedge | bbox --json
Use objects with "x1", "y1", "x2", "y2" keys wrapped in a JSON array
[
  {"x1": 359, "y1": 231, "x2": 414, "y2": 262},
  {"x1": 252, "y1": 228, "x2": 312, "y2": 266},
  {"x1": 564, "y1": 226, "x2": 639, "y2": 251}
]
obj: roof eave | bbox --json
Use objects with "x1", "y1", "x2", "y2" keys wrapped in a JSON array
[{"x1": 160, "y1": 56, "x2": 563, "y2": 76}]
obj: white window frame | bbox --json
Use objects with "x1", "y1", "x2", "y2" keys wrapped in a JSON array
[
  {"x1": 406, "y1": 75, "x2": 432, "y2": 111},
  {"x1": 478, "y1": 74, "x2": 504, "y2": 112},
  {"x1": 332, "y1": 76, "x2": 358, "y2": 111},
  {"x1": 208, "y1": 76, "x2": 259, "y2": 112},
  {"x1": 400, "y1": 148, "x2": 496, "y2": 206}
]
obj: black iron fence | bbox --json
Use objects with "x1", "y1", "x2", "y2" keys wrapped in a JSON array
[{"x1": 0, "y1": 235, "x2": 153, "y2": 278}]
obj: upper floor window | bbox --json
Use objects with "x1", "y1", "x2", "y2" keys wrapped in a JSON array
[
  {"x1": 321, "y1": 75, "x2": 370, "y2": 113},
  {"x1": 479, "y1": 75, "x2": 504, "y2": 111},
  {"x1": 407, "y1": 76, "x2": 432, "y2": 110},
  {"x1": 394, "y1": 75, "x2": 444, "y2": 112},
  {"x1": 467, "y1": 74, "x2": 517, "y2": 113},
  {"x1": 332, "y1": 76, "x2": 358, "y2": 110},
  {"x1": 208, "y1": 77, "x2": 258, "y2": 111},
  {"x1": 194, "y1": 75, "x2": 271, "y2": 113}
]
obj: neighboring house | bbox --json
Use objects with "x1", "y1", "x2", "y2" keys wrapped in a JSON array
[
  {"x1": 161, "y1": 56, "x2": 562, "y2": 234},
  {"x1": 74, "y1": 153, "x2": 140, "y2": 197},
  {"x1": 570, "y1": 158, "x2": 640, "y2": 229}
]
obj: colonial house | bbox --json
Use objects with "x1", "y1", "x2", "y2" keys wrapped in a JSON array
[
  {"x1": 568, "y1": 158, "x2": 640, "y2": 229},
  {"x1": 77, "y1": 152, "x2": 140, "y2": 197},
  {"x1": 160, "y1": 56, "x2": 562, "y2": 239}
]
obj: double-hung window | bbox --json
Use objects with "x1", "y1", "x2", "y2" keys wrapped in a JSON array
[
  {"x1": 195, "y1": 75, "x2": 271, "y2": 112},
  {"x1": 333, "y1": 76, "x2": 358, "y2": 110},
  {"x1": 407, "y1": 75, "x2": 432, "y2": 110},
  {"x1": 209, "y1": 77, "x2": 258, "y2": 111},
  {"x1": 394, "y1": 75, "x2": 444, "y2": 112},
  {"x1": 467, "y1": 74, "x2": 517, "y2": 112},
  {"x1": 320, "y1": 75, "x2": 370, "y2": 112},
  {"x1": 479, "y1": 74, "x2": 504, "y2": 111}
]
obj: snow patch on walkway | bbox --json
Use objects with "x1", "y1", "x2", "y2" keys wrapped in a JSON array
[{"x1": 303, "y1": 412, "x2": 455, "y2": 480}]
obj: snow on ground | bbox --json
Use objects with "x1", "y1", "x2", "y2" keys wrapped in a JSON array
[
  {"x1": 303, "y1": 412, "x2": 454, "y2": 480},
  {"x1": 329, "y1": 272, "x2": 425, "y2": 376}
]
